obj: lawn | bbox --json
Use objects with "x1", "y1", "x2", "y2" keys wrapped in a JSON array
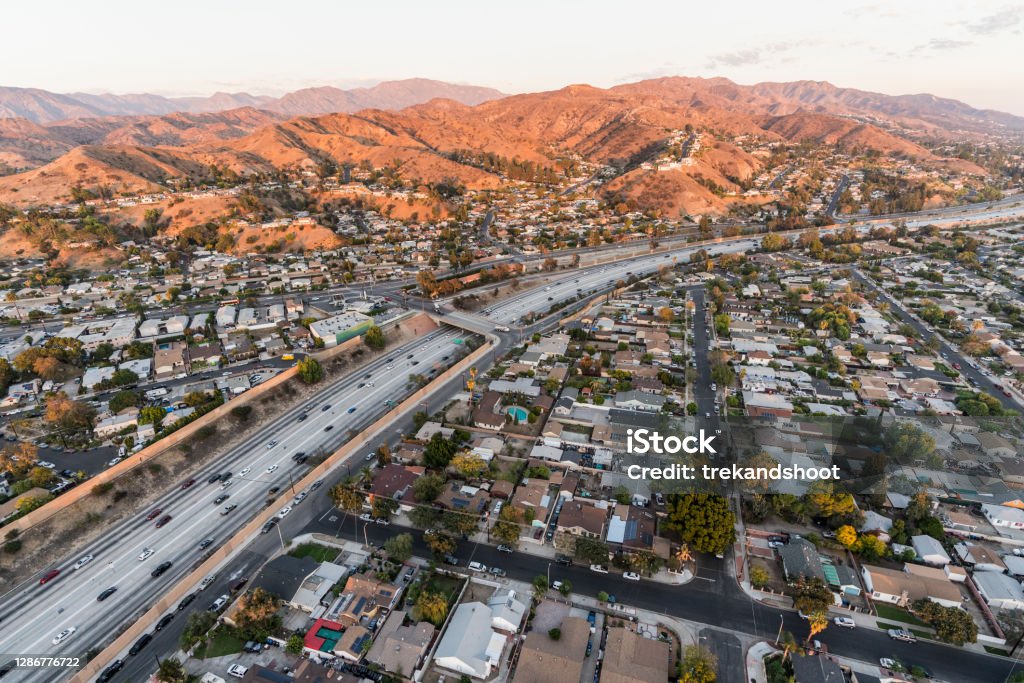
[
  {"x1": 194, "y1": 631, "x2": 245, "y2": 659},
  {"x1": 875, "y1": 604, "x2": 927, "y2": 627},
  {"x1": 289, "y1": 542, "x2": 338, "y2": 563}
]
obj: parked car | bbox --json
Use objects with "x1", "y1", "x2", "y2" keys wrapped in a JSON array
[
  {"x1": 468, "y1": 561, "x2": 487, "y2": 572},
  {"x1": 227, "y1": 664, "x2": 248, "y2": 679},
  {"x1": 490, "y1": 567, "x2": 507, "y2": 577},
  {"x1": 888, "y1": 629, "x2": 916, "y2": 643},
  {"x1": 590, "y1": 564, "x2": 609, "y2": 574},
  {"x1": 129, "y1": 633, "x2": 152, "y2": 656},
  {"x1": 210, "y1": 594, "x2": 230, "y2": 611},
  {"x1": 622, "y1": 572, "x2": 641, "y2": 581},
  {"x1": 496, "y1": 545, "x2": 514, "y2": 554},
  {"x1": 833, "y1": 617, "x2": 856, "y2": 629}
]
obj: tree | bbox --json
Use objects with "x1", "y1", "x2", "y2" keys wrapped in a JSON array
[
  {"x1": 884, "y1": 422, "x2": 935, "y2": 464},
  {"x1": 329, "y1": 483, "x2": 365, "y2": 513},
  {"x1": 285, "y1": 634, "x2": 304, "y2": 656},
  {"x1": 548, "y1": 627, "x2": 562, "y2": 641},
  {"x1": 424, "y1": 530, "x2": 457, "y2": 557},
  {"x1": 679, "y1": 644, "x2": 718, "y2": 683},
  {"x1": 155, "y1": 657, "x2": 188, "y2": 683},
  {"x1": 913, "y1": 599, "x2": 977, "y2": 645},
  {"x1": 234, "y1": 588, "x2": 281, "y2": 639},
  {"x1": 855, "y1": 534, "x2": 887, "y2": 561},
  {"x1": 384, "y1": 532, "x2": 414, "y2": 562},
  {"x1": 376, "y1": 442, "x2": 392, "y2": 467},
  {"x1": 412, "y1": 472, "x2": 445, "y2": 503},
  {"x1": 0, "y1": 442, "x2": 38, "y2": 478},
  {"x1": 139, "y1": 406, "x2": 166, "y2": 427},
  {"x1": 16, "y1": 493, "x2": 53, "y2": 514},
  {"x1": 109, "y1": 368, "x2": 139, "y2": 386},
  {"x1": 45, "y1": 392, "x2": 96, "y2": 435},
  {"x1": 109, "y1": 390, "x2": 142, "y2": 413},
  {"x1": 423, "y1": 432, "x2": 457, "y2": 469},
  {"x1": 835, "y1": 525, "x2": 858, "y2": 549},
  {"x1": 574, "y1": 536, "x2": 610, "y2": 564},
  {"x1": 762, "y1": 232, "x2": 789, "y2": 252},
  {"x1": 297, "y1": 357, "x2": 323, "y2": 384},
  {"x1": 441, "y1": 510, "x2": 478, "y2": 536},
  {"x1": 416, "y1": 590, "x2": 449, "y2": 626},
  {"x1": 179, "y1": 610, "x2": 217, "y2": 650},
  {"x1": 791, "y1": 577, "x2": 832, "y2": 641},
  {"x1": 372, "y1": 496, "x2": 399, "y2": 520},
  {"x1": 750, "y1": 565, "x2": 770, "y2": 589},
  {"x1": 28, "y1": 466, "x2": 55, "y2": 488},
  {"x1": 713, "y1": 313, "x2": 731, "y2": 337},
  {"x1": 803, "y1": 481, "x2": 858, "y2": 522},
  {"x1": 493, "y1": 505, "x2": 524, "y2": 546},
  {"x1": 663, "y1": 494, "x2": 736, "y2": 555},
  {"x1": 364, "y1": 325, "x2": 386, "y2": 349},
  {"x1": 450, "y1": 452, "x2": 488, "y2": 479},
  {"x1": 558, "y1": 579, "x2": 572, "y2": 596}
]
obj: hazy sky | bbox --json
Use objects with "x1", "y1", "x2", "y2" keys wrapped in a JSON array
[{"x1": 8, "y1": 0, "x2": 1024, "y2": 114}]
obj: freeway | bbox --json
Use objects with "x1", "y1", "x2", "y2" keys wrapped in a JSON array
[{"x1": 0, "y1": 328, "x2": 467, "y2": 681}]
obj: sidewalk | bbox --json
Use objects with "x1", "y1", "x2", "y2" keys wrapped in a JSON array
[{"x1": 745, "y1": 641, "x2": 777, "y2": 683}]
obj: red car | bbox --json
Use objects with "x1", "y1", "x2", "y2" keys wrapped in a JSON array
[
  {"x1": 146, "y1": 508, "x2": 163, "y2": 520},
  {"x1": 156, "y1": 515, "x2": 173, "y2": 528},
  {"x1": 181, "y1": 479, "x2": 196, "y2": 490},
  {"x1": 40, "y1": 569, "x2": 60, "y2": 585}
]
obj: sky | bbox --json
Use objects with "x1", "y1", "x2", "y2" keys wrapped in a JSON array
[{"x1": 7, "y1": 0, "x2": 1024, "y2": 114}]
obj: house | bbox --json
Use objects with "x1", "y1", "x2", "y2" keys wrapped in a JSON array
[
  {"x1": 154, "y1": 341, "x2": 188, "y2": 377},
  {"x1": 954, "y1": 542, "x2": 1007, "y2": 572},
  {"x1": 912, "y1": 535, "x2": 951, "y2": 566},
  {"x1": 302, "y1": 618, "x2": 346, "y2": 662},
  {"x1": 472, "y1": 392, "x2": 506, "y2": 431},
  {"x1": 511, "y1": 479, "x2": 553, "y2": 526},
  {"x1": 860, "y1": 564, "x2": 961, "y2": 609},
  {"x1": 778, "y1": 538, "x2": 825, "y2": 583},
  {"x1": 605, "y1": 504, "x2": 656, "y2": 553},
  {"x1": 978, "y1": 432, "x2": 1017, "y2": 458},
  {"x1": 973, "y1": 571, "x2": 1024, "y2": 611},
  {"x1": 94, "y1": 409, "x2": 140, "y2": 438},
  {"x1": 791, "y1": 655, "x2": 845, "y2": 683},
  {"x1": 336, "y1": 572, "x2": 399, "y2": 627},
  {"x1": 487, "y1": 589, "x2": 527, "y2": 633},
  {"x1": 369, "y1": 464, "x2": 421, "y2": 509},
  {"x1": 436, "y1": 481, "x2": 490, "y2": 516},
  {"x1": 433, "y1": 603, "x2": 507, "y2": 679},
  {"x1": 557, "y1": 500, "x2": 608, "y2": 539},
  {"x1": 742, "y1": 391, "x2": 794, "y2": 419},
  {"x1": 250, "y1": 555, "x2": 319, "y2": 601},
  {"x1": 365, "y1": 610, "x2": 435, "y2": 676},
  {"x1": 981, "y1": 503, "x2": 1024, "y2": 529},
  {"x1": 511, "y1": 615, "x2": 589, "y2": 683},
  {"x1": 334, "y1": 624, "x2": 372, "y2": 662},
  {"x1": 613, "y1": 390, "x2": 666, "y2": 412},
  {"x1": 290, "y1": 562, "x2": 348, "y2": 613},
  {"x1": 600, "y1": 627, "x2": 670, "y2": 683}
]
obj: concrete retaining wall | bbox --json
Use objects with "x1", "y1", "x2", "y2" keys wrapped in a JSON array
[{"x1": 72, "y1": 331, "x2": 495, "y2": 682}]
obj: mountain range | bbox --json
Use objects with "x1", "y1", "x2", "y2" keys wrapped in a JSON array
[
  {"x1": 0, "y1": 76, "x2": 1017, "y2": 216},
  {"x1": 0, "y1": 78, "x2": 505, "y2": 124}
]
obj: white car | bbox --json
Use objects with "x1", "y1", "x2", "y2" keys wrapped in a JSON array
[
  {"x1": 52, "y1": 627, "x2": 77, "y2": 645},
  {"x1": 833, "y1": 617, "x2": 856, "y2": 629},
  {"x1": 590, "y1": 564, "x2": 609, "y2": 574},
  {"x1": 227, "y1": 664, "x2": 249, "y2": 679},
  {"x1": 278, "y1": 505, "x2": 293, "y2": 518},
  {"x1": 468, "y1": 561, "x2": 487, "y2": 572},
  {"x1": 879, "y1": 658, "x2": 898, "y2": 670},
  {"x1": 359, "y1": 512, "x2": 372, "y2": 522},
  {"x1": 265, "y1": 465, "x2": 278, "y2": 473},
  {"x1": 72, "y1": 554, "x2": 94, "y2": 570},
  {"x1": 106, "y1": 457, "x2": 123, "y2": 467},
  {"x1": 238, "y1": 467, "x2": 252, "y2": 476},
  {"x1": 198, "y1": 575, "x2": 215, "y2": 591},
  {"x1": 292, "y1": 492, "x2": 308, "y2": 505},
  {"x1": 623, "y1": 572, "x2": 641, "y2": 581},
  {"x1": 265, "y1": 440, "x2": 276, "y2": 449},
  {"x1": 38, "y1": 461, "x2": 56, "y2": 469},
  {"x1": 138, "y1": 547, "x2": 155, "y2": 561},
  {"x1": 385, "y1": 365, "x2": 394, "y2": 370}
]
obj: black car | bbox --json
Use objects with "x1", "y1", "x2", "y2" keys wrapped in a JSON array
[
  {"x1": 268, "y1": 486, "x2": 281, "y2": 495},
  {"x1": 261, "y1": 519, "x2": 278, "y2": 534},
  {"x1": 291, "y1": 451, "x2": 306, "y2": 462},
  {"x1": 0, "y1": 660, "x2": 16, "y2": 678},
  {"x1": 128, "y1": 633, "x2": 152, "y2": 656},
  {"x1": 199, "y1": 538, "x2": 214, "y2": 550},
  {"x1": 151, "y1": 561, "x2": 173, "y2": 577},
  {"x1": 177, "y1": 593, "x2": 197, "y2": 611},
  {"x1": 155, "y1": 613, "x2": 174, "y2": 631},
  {"x1": 207, "y1": 473, "x2": 222, "y2": 484},
  {"x1": 97, "y1": 659, "x2": 124, "y2": 682},
  {"x1": 297, "y1": 414, "x2": 308, "y2": 422},
  {"x1": 97, "y1": 586, "x2": 117, "y2": 601},
  {"x1": 310, "y1": 479, "x2": 324, "y2": 490},
  {"x1": 324, "y1": 425, "x2": 333, "y2": 432},
  {"x1": 321, "y1": 404, "x2": 331, "y2": 411},
  {"x1": 221, "y1": 471, "x2": 233, "y2": 480},
  {"x1": 214, "y1": 494, "x2": 230, "y2": 504}
]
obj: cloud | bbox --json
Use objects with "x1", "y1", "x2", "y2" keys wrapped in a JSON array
[
  {"x1": 914, "y1": 38, "x2": 974, "y2": 52},
  {"x1": 967, "y1": 6, "x2": 1023, "y2": 34},
  {"x1": 705, "y1": 42, "x2": 794, "y2": 69}
]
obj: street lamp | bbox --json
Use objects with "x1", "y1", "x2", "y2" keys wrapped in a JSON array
[{"x1": 775, "y1": 614, "x2": 784, "y2": 645}]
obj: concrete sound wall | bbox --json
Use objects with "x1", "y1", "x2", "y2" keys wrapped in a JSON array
[{"x1": 72, "y1": 332, "x2": 495, "y2": 682}]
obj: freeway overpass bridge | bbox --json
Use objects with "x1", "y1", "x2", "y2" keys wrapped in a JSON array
[{"x1": 435, "y1": 310, "x2": 497, "y2": 336}]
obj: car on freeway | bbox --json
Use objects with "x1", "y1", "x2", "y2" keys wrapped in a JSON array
[
  {"x1": 156, "y1": 514, "x2": 173, "y2": 528},
  {"x1": 322, "y1": 404, "x2": 331, "y2": 411},
  {"x1": 292, "y1": 452, "x2": 307, "y2": 462},
  {"x1": 623, "y1": 572, "x2": 641, "y2": 581},
  {"x1": 137, "y1": 547, "x2": 155, "y2": 561},
  {"x1": 238, "y1": 467, "x2": 252, "y2": 476},
  {"x1": 220, "y1": 479, "x2": 233, "y2": 490},
  {"x1": 155, "y1": 614, "x2": 174, "y2": 631},
  {"x1": 151, "y1": 561, "x2": 173, "y2": 577},
  {"x1": 214, "y1": 494, "x2": 230, "y2": 504},
  {"x1": 324, "y1": 425, "x2": 333, "y2": 432},
  {"x1": 39, "y1": 568, "x2": 61, "y2": 585},
  {"x1": 297, "y1": 413, "x2": 308, "y2": 422},
  {"x1": 834, "y1": 617, "x2": 856, "y2": 629},
  {"x1": 145, "y1": 508, "x2": 163, "y2": 520},
  {"x1": 268, "y1": 486, "x2": 281, "y2": 496},
  {"x1": 128, "y1": 633, "x2": 152, "y2": 656},
  {"x1": 207, "y1": 473, "x2": 223, "y2": 484},
  {"x1": 221, "y1": 504, "x2": 238, "y2": 515},
  {"x1": 357, "y1": 382, "x2": 365, "y2": 388},
  {"x1": 347, "y1": 406, "x2": 357, "y2": 414},
  {"x1": 72, "y1": 554, "x2": 94, "y2": 570},
  {"x1": 97, "y1": 586, "x2": 117, "y2": 601},
  {"x1": 180, "y1": 478, "x2": 196, "y2": 490},
  {"x1": 266, "y1": 464, "x2": 278, "y2": 473},
  {"x1": 51, "y1": 627, "x2": 77, "y2": 645},
  {"x1": 386, "y1": 364, "x2": 394, "y2": 370}
]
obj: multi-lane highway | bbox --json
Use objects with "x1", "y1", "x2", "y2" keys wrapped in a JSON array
[{"x1": 0, "y1": 328, "x2": 466, "y2": 681}]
